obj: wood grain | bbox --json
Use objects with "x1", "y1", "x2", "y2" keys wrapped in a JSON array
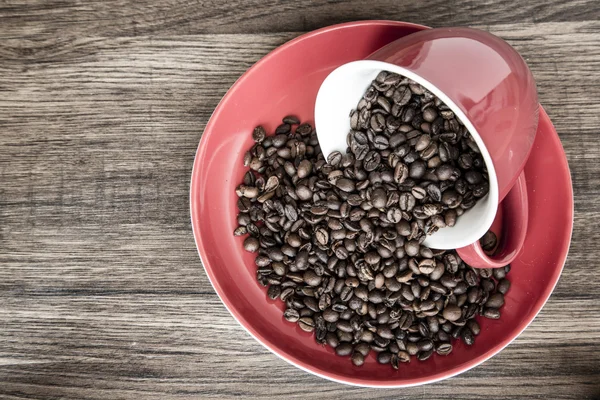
[
  {"x1": 1, "y1": 2, "x2": 600, "y2": 398},
  {"x1": 0, "y1": 0, "x2": 599, "y2": 38}
]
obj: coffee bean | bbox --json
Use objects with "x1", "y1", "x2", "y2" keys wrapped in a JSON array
[
  {"x1": 267, "y1": 284, "x2": 281, "y2": 300},
  {"x1": 371, "y1": 188, "x2": 387, "y2": 209},
  {"x1": 252, "y1": 126, "x2": 266, "y2": 142},
  {"x1": 243, "y1": 236, "x2": 260, "y2": 252},
  {"x1": 399, "y1": 193, "x2": 416, "y2": 212},
  {"x1": 315, "y1": 227, "x2": 329, "y2": 246},
  {"x1": 483, "y1": 308, "x2": 501, "y2": 319},
  {"x1": 467, "y1": 320, "x2": 480, "y2": 336},
  {"x1": 394, "y1": 163, "x2": 409, "y2": 184},
  {"x1": 377, "y1": 325, "x2": 395, "y2": 340},
  {"x1": 417, "y1": 349, "x2": 433, "y2": 361},
  {"x1": 497, "y1": 279, "x2": 511, "y2": 294},
  {"x1": 480, "y1": 231, "x2": 498, "y2": 252},
  {"x1": 327, "y1": 151, "x2": 343, "y2": 166},
  {"x1": 280, "y1": 115, "x2": 299, "y2": 125},
  {"x1": 493, "y1": 267, "x2": 506, "y2": 280},
  {"x1": 303, "y1": 270, "x2": 322, "y2": 287},
  {"x1": 405, "y1": 240, "x2": 420, "y2": 257},
  {"x1": 485, "y1": 293, "x2": 505, "y2": 308},
  {"x1": 377, "y1": 351, "x2": 392, "y2": 364},
  {"x1": 405, "y1": 342, "x2": 418, "y2": 356},
  {"x1": 364, "y1": 151, "x2": 381, "y2": 171},
  {"x1": 295, "y1": 185, "x2": 312, "y2": 201},
  {"x1": 422, "y1": 107, "x2": 438, "y2": 122},
  {"x1": 408, "y1": 160, "x2": 425, "y2": 179},
  {"x1": 283, "y1": 308, "x2": 299, "y2": 323},
  {"x1": 324, "y1": 333, "x2": 339, "y2": 348},
  {"x1": 393, "y1": 86, "x2": 412, "y2": 106},
  {"x1": 234, "y1": 226, "x2": 248, "y2": 237},
  {"x1": 336, "y1": 343, "x2": 353, "y2": 356},
  {"x1": 479, "y1": 268, "x2": 493, "y2": 279},
  {"x1": 296, "y1": 160, "x2": 312, "y2": 179},
  {"x1": 436, "y1": 342, "x2": 453, "y2": 356},
  {"x1": 368, "y1": 290, "x2": 385, "y2": 304},
  {"x1": 465, "y1": 170, "x2": 483, "y2": 185},
  {"x1": 335, "y1": 246, "x2": 349, "y2": 260},
  {"x1": 351, "y1": 351, "x2": 365, "y2": 366},
  {"x1": 461, "y1": 328, "x2": 475, "y2": 345},
  {"x1": 323, "y1": 308, "x2": 340, "y2": 323},
  {"x1": 415, "y1": 134, "x2": 431, "y2": 151},
  {"x1": 443, "y1": 305, "x2": 462, "y2": 322},
  {"x1": 336, "y1": 178, "x2": 356, "y2": 192}
]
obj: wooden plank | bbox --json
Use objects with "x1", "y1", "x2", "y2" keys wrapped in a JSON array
[
  {"x1": 0, "y1": 0, "x2": 599, "y2": 38},
  {"x1": 0, "y1": 18, "x2": 599, "y2": 399},
  {"x1": 0, "y1": 296, "x2": 598, "y2": 398}
]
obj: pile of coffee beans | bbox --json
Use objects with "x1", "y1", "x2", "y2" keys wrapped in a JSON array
[
  {"x1": 346, "y1": 71, "x2": 489, "y2": 238},
  {"x1": 234, "y1": 73, "x2": 508, "y2": 368}
]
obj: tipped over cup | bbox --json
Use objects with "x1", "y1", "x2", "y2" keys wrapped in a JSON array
[{"x1": 315, "y1": 27, "x2": 538, "y2": 268}]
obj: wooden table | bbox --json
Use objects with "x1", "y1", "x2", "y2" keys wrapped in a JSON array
[{"x1": 1, "y1": 1, "x2": 599, "y2": 398}]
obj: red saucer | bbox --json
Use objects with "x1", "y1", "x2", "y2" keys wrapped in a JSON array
[{"x1": 190, "y1": 20, "x2": 573, "y2": 387}]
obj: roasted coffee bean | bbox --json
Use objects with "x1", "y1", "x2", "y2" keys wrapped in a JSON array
[
  {"x1": 436, "y1": 342, "x2": 453, "y2": 356},
  {"x1": 283, "y1": 308, "x2": 300, "y2": 323},
  {"x1": 282, "y1": 115, "x2": 300, "y2": 125},
  {"x1": 417, "y1": 349, "x2": 433, "y2": 361},
  {"x1": 467, "y1": 320, "x2": 480, "y2": 336},
  {"x1": 377, "y1": 351, "x2": 392, "y2": 364},
  {"x1": 418, "y1": 259, "x2": 436, "y2": 274},
  {"x1": 371, "y1": 188, "x2": 387, "y2": 209},
  {"x1": 368, "y1": 290, "x2": 385, "y2": 304},
  {"x1": 394, "y1": 163, "x2": 409, "y2": 183},
  {"x1": 405, "y1": 240, "x2": 420, "y2": 257},
  {"x1": 364, "y1": 150, "x2": 381, "y2": 171},
  {"x1": 252, "y1": 126, "x2": 266, "y2": 143},
  {"x1": 442, "y1": 305, "x2": 462, "y2": 322},
  {"x1": 336, "y1": 178, "x2": 356, "y2": 192},
  {"x1": 473, "y1": 181, "x2": 491, "y2": 199},
  {"x1": 295, "y1": 185, "x2": 312, "y2": 201},
  {"x1": 267, "y1": 284, "x2": 281, "y2": 300},
  {"x1": 462, "y1": 328, "x2": 475, "y2": 345},
  {"x1": 326, "y1": 332, "x2": 339, "y2": 348},
  {"x1": 409, "y1": 160, "x2": 426, "y2": 179},
  {"x1": 483, "y1": 308, "x2": 501, "y2": 319},
  {"x1": 485, "y1": 293, "x2": 505, "y2": 308},
  {"x1": 465, "y1": 269, "x2": 478, "y2": 287},
  {"x1": 243, "y1": 237, "x2": 260, "y2": 252},
  {"x1": 351, "y1": 351, "x2": 365, "y2": 366},
  {"x1": 336, "y1": 343, "x2": 353, "y2": 356},
  {"x1": 493, "y1": 267, "x2": 506, "y2": 280},
  {"x1": 415, "y1": 134, "x2": 431, "y2": 151},
  {"x1": 377, "y1": 325, "x2": 395, "y2": 340},
  {"x1": 480, "y1": 231, "x2": 498, "y2": 252},
  {"x1": 479, "y1": 268, "x2": 493, "y2": 279},
  {"x1": 497, "y1": 278, "x2": 511, "y2": 294}
]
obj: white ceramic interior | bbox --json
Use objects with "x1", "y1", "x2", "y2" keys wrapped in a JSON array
[{"x1": 314, "y1": 60, "x2": 499, "y2": 249}]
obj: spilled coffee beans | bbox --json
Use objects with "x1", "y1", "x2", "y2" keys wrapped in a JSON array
[{"x1": 234, "y1": 73, "x2": 508, "y2": 369}]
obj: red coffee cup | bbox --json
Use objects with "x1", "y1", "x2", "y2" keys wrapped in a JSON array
[{"x1": 316, "y1": 27, "x2": 538, "y2": 268}]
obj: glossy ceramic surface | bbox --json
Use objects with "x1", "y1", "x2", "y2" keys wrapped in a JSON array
[
  {"x1": 190, "y1": 21, "x2": 573, "y2": 387},
  {"x1": 315, "y1": 27, "x2": 538, "y2": 253},
  {"x1": 368, "y1": 27, "x2": 539, "y2": 203},
  {"x1": 457, "y1": 172, "x2": 529, "y2": 268}
]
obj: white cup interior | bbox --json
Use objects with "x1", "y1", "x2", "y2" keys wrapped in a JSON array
[{"x1": 315, "y1": 60, "x2": 499, "y2": 249}]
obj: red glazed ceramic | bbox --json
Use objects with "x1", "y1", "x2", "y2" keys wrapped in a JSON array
[
  {"x1": 190, "y1": 21, "x2": 573, "y2": 387},
  {"x1": 315, "y1": 28, "x2": 539, "y2": 263}
]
